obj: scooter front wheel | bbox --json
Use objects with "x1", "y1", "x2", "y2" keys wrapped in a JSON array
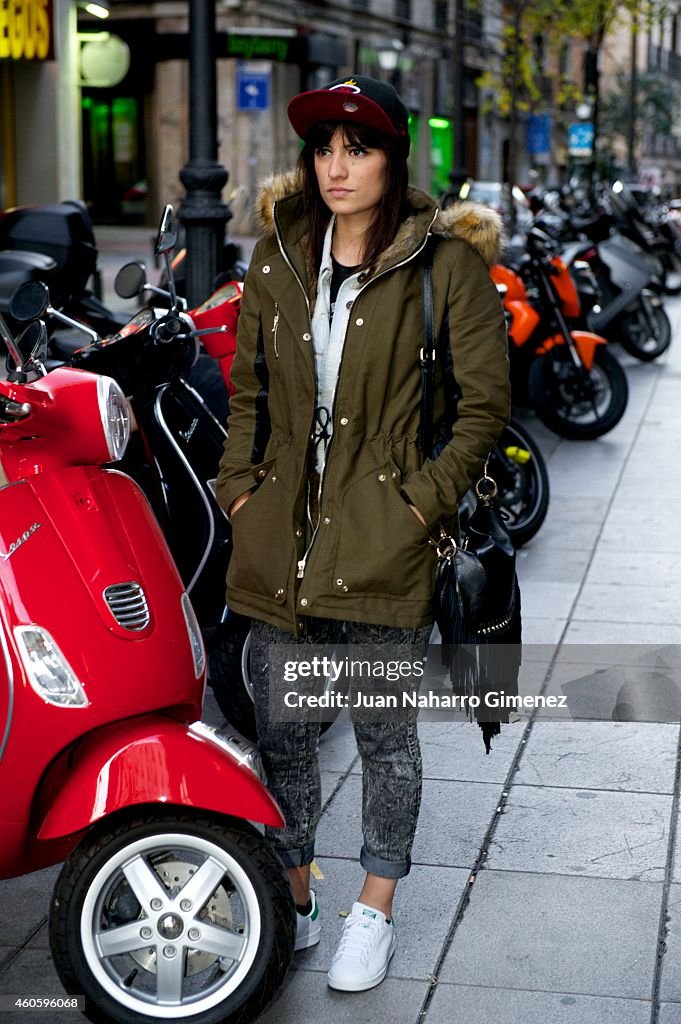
[
  {"x1": 49, "y1": 810, "x2": 295, "y2": 1024},
  {"x1": 527, "y1": 346, "x2": 628, "y2": 440}
]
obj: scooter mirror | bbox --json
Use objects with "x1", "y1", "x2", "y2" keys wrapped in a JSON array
[
  {"x1": 115, "y1": 261, "x2": 147, "y2": 299},
  {"x1": 8, "y1": 281, "x2": 49, "y2": 323},
  {"x1": 16, "y1": 319, "x2": 48, "y2": 366},
  {"x1": 154, "y1": 204, "x2": 178, "y2": 256}
]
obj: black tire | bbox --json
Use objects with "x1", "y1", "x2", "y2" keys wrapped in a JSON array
[
  {"x1": 49, "y1": 809, "x2": 295, "y2": 1024},
  {"x1": 527, "y1": 344, "x2": 628, "y2": 440},
  {"x1": 618, "y1": 302, "x2": 671, "y2": 362},
  {"x1": 488, "y1": 419, "x2": 550, "y2": 546},
  {"x1": 208, "y1": 614, "x2": 256, "y2": 740},
  {"x1": 209, "y1": 616, "x2": 337, "y2": 741}
]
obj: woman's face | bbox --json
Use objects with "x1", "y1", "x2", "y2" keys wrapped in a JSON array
[{"x1": 314, "y1": 127, "x2": 388, "y2": 220}]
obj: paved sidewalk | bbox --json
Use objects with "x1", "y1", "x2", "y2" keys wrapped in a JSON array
[{"x1": 1, "y1": 240, "x2": 681, "y2": 1023}]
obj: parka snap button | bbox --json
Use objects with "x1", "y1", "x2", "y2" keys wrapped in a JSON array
[
  {"x1": 258, "y1": 469, "x2": 267, "y2": 478},
  {"x1": 300, "y1": 598, "x2": 308, "y2": 607},
  {"x1": 355, "y1": 317, "x2": 364, "y2": 326},
  {"x1": 392, "y1": 471, "x2": 398, "y2": 478},
  {"x1": 303, "y1": 332, "x2": 312, "y2": 341},
  {"x1": 336, "y1": 578, "x2": 343, "y2": 586},
  {"x1": 378, "y1": 473, "x2": 387, "y2": 482},
  {"x1": 276, "y1": 588, "x2": 284, "y2": 596},
  {"x1": 271, "y1": 475, "x2": 277, "y2": 482},
  {"x1": 296, "y1": 528, "x2": 303, "y2": 537},
  {"x1": 323, "y1": 516, "x2": 331, "y2": 525},
  {"x1": 340, "y1": 417, "x2": 349, "y2": 426},
  {"x1": 262, "y1": 265, "x2": 271, "y2": 274},
  {"x1": 342, "y1": 585, "x2": 349, "y2": 592}
]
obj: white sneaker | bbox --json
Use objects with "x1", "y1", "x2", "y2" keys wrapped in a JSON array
[
  {"x1": 327, "y1": 901, "x2": 396, "y2": 991},
  {"x1": 295, "y1": 890, "x2": 321, "y2": 951}
]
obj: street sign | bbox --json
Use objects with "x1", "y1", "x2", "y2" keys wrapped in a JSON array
[
  {"x1": 236, "y1": 63, "x2": 270, "y2": 111},
  {"x1": 527, "y1": 113, "x2": 551, "y2": 157},
  {"x1": 568, "y1": 122, "x2": 594, "y2": 158}
]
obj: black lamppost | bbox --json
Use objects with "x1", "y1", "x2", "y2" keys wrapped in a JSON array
[{"x1": 179, "y1": 0, "x2": 231, "y2": 308}]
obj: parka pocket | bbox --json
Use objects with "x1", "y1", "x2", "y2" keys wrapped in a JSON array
[
  {"x1": 227, "y1": 454, "x2": 295, "y2": 605},
  {"x1": 330, "y1": 461, "x2": 435, "y2": 599}
]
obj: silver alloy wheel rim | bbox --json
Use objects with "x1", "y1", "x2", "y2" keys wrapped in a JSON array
[{"x1": 79, "y1": 830, "x2": 262, "y2": 1019}]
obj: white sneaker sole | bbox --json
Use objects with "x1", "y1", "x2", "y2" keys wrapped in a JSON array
[{"x1": 327, "y1": 935, "x2": 396, "y2": 992}]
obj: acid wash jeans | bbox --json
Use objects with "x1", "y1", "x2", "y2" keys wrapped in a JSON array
[{"x1": 249, "y1": 617, "x2": 433, "y2": 879}]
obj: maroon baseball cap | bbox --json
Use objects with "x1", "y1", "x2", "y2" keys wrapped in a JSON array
[{"x1": 288, "y1": 75, "x2": 411, "y2": 156}]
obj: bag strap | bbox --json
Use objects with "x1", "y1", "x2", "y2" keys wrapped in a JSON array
[{"x1": 419, "y1": 238, "x2": 438, "y2": 456}]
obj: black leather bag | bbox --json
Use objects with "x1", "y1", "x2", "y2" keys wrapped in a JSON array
[{"x1": 420, "y1": 242, "x2": 522, "y2": 752}]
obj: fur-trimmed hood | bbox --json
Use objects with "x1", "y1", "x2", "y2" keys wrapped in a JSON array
[{"x1": 254, "y1": 168, "x2": 503, "y2": 268}]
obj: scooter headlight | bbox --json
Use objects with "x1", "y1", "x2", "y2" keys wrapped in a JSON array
[
  {"x1": 14, "y1": 626, "x2": 89, "y2": 707},
  {"x1": 97, "y1": 376, "x2": 131, "y2": 462},
  {"x1": 181, "y1": 593, "x2": 206, "y2": 679}
]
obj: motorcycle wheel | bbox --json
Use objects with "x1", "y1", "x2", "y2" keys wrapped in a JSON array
[
  {"x1": 209, "y1": 616, "x2": 337, "y2": 741},
  {"x1": 618, "y1": 303, "x2": 671, "y2": 362},
  {"x1": 49, "y1": 810, "x2": 295, "y2": 1024},
  {"x1": 488, "y1": 420, "x2": 550, "y2": 547},
  {"x1": 527, "y1": 345, "x2": 628, "y2": 440}
]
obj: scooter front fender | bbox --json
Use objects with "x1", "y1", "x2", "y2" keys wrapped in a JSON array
[{"x1": 34, "y1": 714, "x2": 284, "y2": 842}]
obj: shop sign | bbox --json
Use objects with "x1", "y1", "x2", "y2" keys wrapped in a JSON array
[
  {"x1": 0, "y1": 0, "x2": 54, "y2": 62},
  {"x1": 227, "y1": 33, "x2": 294, "y2": 63}
]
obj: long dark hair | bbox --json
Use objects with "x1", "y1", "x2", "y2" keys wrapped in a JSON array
[{"x1": 298, "y1": 120, "x2": 409, "y2": 273}]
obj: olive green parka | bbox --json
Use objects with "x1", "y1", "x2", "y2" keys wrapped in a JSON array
[{"x1": 216, "y1": 171, "x2": 510, "y2": 635}]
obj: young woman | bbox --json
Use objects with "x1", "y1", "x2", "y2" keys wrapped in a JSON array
[{"x1": 216, "y1": 75, "x2": 510, "y2": 992}]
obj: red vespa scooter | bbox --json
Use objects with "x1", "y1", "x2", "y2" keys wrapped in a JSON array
[{"x1": 0, "y1": 302, "x2": 295, "y2": 1023}]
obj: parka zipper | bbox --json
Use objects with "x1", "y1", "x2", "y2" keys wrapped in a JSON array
[
  {"x1": 272, "y1": 202, "x2": 318, "y2": 551},
  {"x1": 272, "y1": 303, "x2": 280, "y2": 358},
  {"x1": 295, "y1": 211, "x2": 439, "y2": 583}
]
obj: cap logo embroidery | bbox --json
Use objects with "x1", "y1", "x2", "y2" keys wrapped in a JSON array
[
  {"x1": 342, "y1": 101, "x2": 359, "y2": 112},
  {"x1": 329, "y1": 79, "x2": 361, "y2": 94}
]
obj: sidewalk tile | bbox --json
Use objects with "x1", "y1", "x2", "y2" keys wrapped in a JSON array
[
  {"x1": 555, "y1": 642, "x2": 681, "y2": 666},
  {"x1": 573, "y1": 583, "x2": 681, "y2": 625},
  {"x1": 290, "y1": 856, "x2": 469, "y2": 981},
  {"x1": 563, "y1": 622, "x2": 681, "y2": 645},
  {"x1": 427, "y1": 983, "x2": 651, "y2": 1024},
  {"x1": 487, "y1": 786, "x2": 671, "y2": 881},
  {"x1": 659, "y1": 1004, "x2": 681, "y2": 1023},
  {"x1": 0, "y1": 867, "x2": 59, "y2": 947},
  {"x1": 315, "y1": 776, "x2": 502, "y2": 868},
  {"x1": 520, "y1": 581, "x2": 582, "y2": 621},
  {"x1": 438, "y1": 871, "x2": 661, "y2": 998},
  {"x1": 419, "y1": 720, "x2": 523, "y2": 784},
  {"x1": 585, "y1": 550, "x2": 681, "y2": 588},
  {"x1": 259, "y1": 971, "x2": 429, "y2": 1024},
  {"x1": 514, "y1": 722, "x2": 679, "y2": 793},
  {"x1": 517, "y1": 546, "x2": 592, "y2": 583}
]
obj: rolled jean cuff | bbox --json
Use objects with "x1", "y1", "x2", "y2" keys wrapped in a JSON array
[
  {"x1": 360, "y1": 845, "x2": 411, "y2": 880},
  {"x1": 273, "y1": 840, "x2": 315, "y2": 869}
]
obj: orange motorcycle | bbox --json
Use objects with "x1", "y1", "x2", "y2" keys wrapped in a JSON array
[{"x1": 492, "y1": 226, "x2": 628, "y2": 439}]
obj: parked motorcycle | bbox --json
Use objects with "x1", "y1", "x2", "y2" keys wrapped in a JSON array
[
  {"x1": 529, "y1": 187, "x2": 672, "y2": 362},
  {"x1": 493, "y1": 226, "x2": 629, "y2": 439},
  {"x1": 561, "y1": 234, "x2": 671, "y2": 362},
  {"x1": 0, "y1": 297, "x2": 295, "y2": 1023}
]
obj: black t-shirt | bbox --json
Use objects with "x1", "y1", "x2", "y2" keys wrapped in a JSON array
[{"x1": 329, "y1": 255, "x2": 360, "y2": 322}]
